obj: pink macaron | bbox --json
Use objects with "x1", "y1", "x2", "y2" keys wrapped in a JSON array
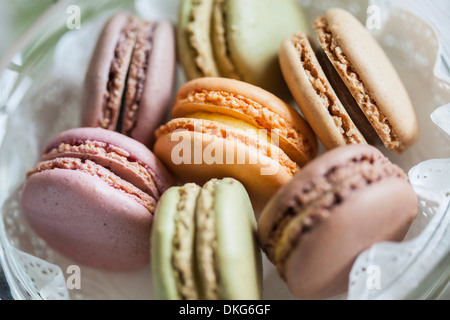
[
  {"x1": 82, "y1": 13, "x2": 176, "y2": 148},
  {"x1": 21, "y1": 127, "x2": 175, "y2": 271}
]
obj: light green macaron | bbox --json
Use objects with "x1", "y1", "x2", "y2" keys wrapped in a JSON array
[
  {"x1": 151, "y1": 178, "x2": 262, "y2": 300},
  {"x1": 177, "y1": 0, "x2": 310, "y2": 96}
]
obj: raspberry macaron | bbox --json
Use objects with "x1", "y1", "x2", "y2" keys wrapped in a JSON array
[{"x1": 21, "y1": 127, "x2": 175, "y2": 271}]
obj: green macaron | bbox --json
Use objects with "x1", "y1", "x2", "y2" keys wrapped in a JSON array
[
  {"x1": 177, "y1": 0, "x2": 309, "y2": 96},
  {"x1": 151, "y1": 178, "x2": 262, "y2": 300}
]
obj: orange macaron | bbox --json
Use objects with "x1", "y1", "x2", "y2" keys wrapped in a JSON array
[{"x1": 154, "y1": 77, "x2": 318, "y2": 213}]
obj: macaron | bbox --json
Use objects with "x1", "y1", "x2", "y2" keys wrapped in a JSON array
[
  {"x1": 151, "y1": 178, "x2": 262, "y2": 300},
  {"x1": 258, "y1": 144, "x2": 418, "y2": 299},
  {"x1": 279, "y1": 8, "x2": 419, "y2": 153},
  {"x1": 21, "y1": 127, "x2": 175, "y2": 271},
  {"x1": 82, "y1": 13, "x2": 176, "y2": 147},
  {"x1": 154, "y1": 77, "x2": 318, "y2": 213},
  {"x1": 177, "y1": 0, "x2": 309, "y2": 96}
]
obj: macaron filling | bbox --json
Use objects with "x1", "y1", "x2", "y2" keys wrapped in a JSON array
[
  {"x1": 122, "y1": 21, "x2": 156, "y2": 136},
  {"x1": 102, "y1": 16, "x2": 139, "y2": 130},
  {"x1": 264, "y1": 152, "x2": 407, "y2": 276},
  {"x1": 27, "y1": 158, "x2": 156, "y2": 212},
  {"x1": 195, "y1": 179, "x2": 220, "y2": 299},
  {"x1": 178, "y1": 89, "x2": 313, "y2": 159},
  {"x1": 289, "y1": 33, "x2": 366, "y2": 145},
  {"x1": 314, "y1": 17, "x2": 402, "y2": 152},
  {"x1": 41, "y1": 140, "x2": 161, "y2": 200},
  {"x1": 156, "y1": 118, "x2": 299, "y2": 176}
]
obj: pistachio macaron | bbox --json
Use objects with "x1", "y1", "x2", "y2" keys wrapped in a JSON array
[
  {"x1": 258, "y1": 144, "x2": 418, "y2": 299},
  {"x1": 279, "y1": 8, "x2": 419, "y2": 153},
  {"x1": 82, "y1": 13, "x2": 176, "y2": 147},
  {"x1": 177, "y1": 0, "x2": 309, "y2": 95},
  {"x1": 154, "y1": 77, "x2": 318, "y2": 213},
  {"x1": 151, "y1": 178, "x2": 262, "y2": 300}
]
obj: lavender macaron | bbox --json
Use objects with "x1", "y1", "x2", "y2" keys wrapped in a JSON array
[
  {"x1": 21, "y1": 127, "x2": 175, "y2": 271},
  {"x1": 82, "y1": 13, "x2": 176, "y2": 148}
]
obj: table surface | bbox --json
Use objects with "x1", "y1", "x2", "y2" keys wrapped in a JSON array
[{"x1": 0, "y1": 0, "x2": 449, "y2": 300}]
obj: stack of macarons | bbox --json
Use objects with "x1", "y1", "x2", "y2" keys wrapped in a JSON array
[{"x1": 19, "y1": 3, "x2": 421, "y2": 301}]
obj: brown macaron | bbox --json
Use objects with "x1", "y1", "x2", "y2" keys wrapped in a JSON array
[
  {"x1": 82, "y1": 13, "x2": 176, "y2": 147},
  {"x1": 279, "y1": 8, "x2": 419, "y2": 153},
  {"x1": 258, "y1": 144, "x2": 418, "y2": 299}
]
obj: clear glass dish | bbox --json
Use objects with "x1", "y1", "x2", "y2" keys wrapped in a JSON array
[{"x1": 0, "y1": 0, "x2": 449, "y2": 300}]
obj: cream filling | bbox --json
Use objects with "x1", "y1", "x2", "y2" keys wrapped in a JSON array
[
  {"x1": 315, "y1": 17, "x2": 402, "y2": 152},
  {"x1": 156, "y1": 118, "x2": 299, "y2": 176}
]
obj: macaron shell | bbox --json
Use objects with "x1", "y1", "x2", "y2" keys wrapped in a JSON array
[
  {"x1": 315, "y1": 8, "x2": 419, "y2": 152},
  {"x1": 224, "y1": 0, "x2": 309, "y2": 95},
  {"x1": 200, "y1": 178, "x2": 262, "y2": 299},
  {"x1": 82, "y1": 14, "x2": 137, "y2": 130},
  {"x1": 211, "y1": 0, "x2": 241, "y2": 80},
  {"x1": 284, "y1": 177, "x2": 418, "y2": 299},
  {"x1": 128, "y1": 20, "x2": 176, "y2": 147},
  {"x1": 172, "y1": 77, "x2": 318, "y2": 166},
  {"x1": 151, "y1": 188, "x2": 180, "y2": 299},
  {"x1": 154, "y1": 127, "x2": 294, "y2": 214},
  {"x1": 279, "y1": 33, "x2": 367, "y2": 150},
  {"x1": 21, "y1": 169, "x2": 152, "y2": 271}
]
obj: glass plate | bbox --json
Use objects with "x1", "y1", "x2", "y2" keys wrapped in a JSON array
[{"x1": 0, "y1": 0, "x2": 449, "y2": 300}]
